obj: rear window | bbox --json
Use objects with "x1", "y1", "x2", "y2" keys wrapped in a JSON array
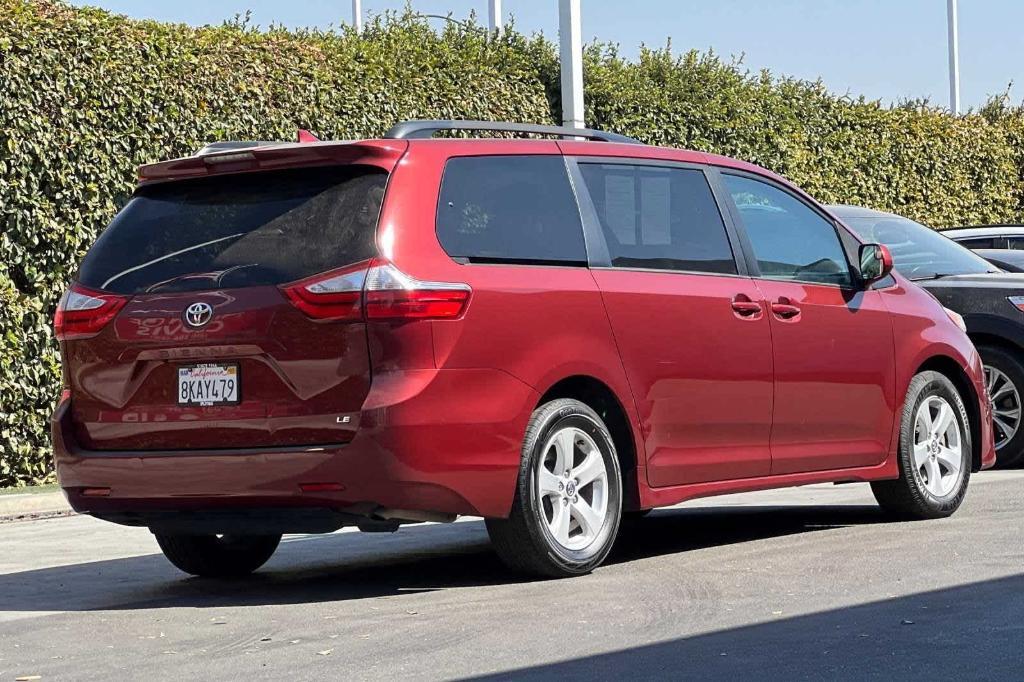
[
  {"x1": 436, "y1": 155, "x2": 587, "y2": 265},
  {"x1": 78, "y1": 166, "x2": 387, "y2": 294}
]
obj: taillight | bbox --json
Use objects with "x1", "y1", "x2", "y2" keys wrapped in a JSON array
[
  {"x1": 280, "y1": 259, "x2": 470, "y2": 321},
  {"x1": 54, "y1": 284, "x2": 128, "y2": 341},
  {"x1": 281, "y1": 261, "x2": 369, "y2": 321},
  {"x1": 364, "y1": 259, "x2": 470, "y2": 320}
]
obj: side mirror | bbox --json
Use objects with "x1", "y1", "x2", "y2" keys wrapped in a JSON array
[{"x1": 859, "y1": 243, "x2": 894, "y2": 284}]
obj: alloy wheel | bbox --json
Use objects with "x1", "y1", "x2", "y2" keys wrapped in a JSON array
[
  {"x1": 535, "y1": 426, "x2": 610, "y2": 551},
  {"x1": 984, "y1": 364, "x2": 1021, "y2": 450},
  {"x1": 912, "y1": 395, "x2": 964, "y2": 497}
]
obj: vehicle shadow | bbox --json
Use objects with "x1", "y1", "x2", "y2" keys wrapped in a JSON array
[
  {"x1": 609, "y1": 503, "x2": 887, "y2": 565},
  {"x1": 0, "y1": 503, "x2": 887, "y2": 613},
  {"x1": 466, "y1": 572, "x2": 1024, "y2": 681}
]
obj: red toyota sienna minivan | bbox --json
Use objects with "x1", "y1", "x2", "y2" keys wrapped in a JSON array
[{"x1": 52, "y1": 120, "x2": 996, "y2": 578}]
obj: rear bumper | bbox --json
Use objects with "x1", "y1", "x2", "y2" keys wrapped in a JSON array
[{"x1": 53, "y1": 368, "x2": 538, "y2": 527}]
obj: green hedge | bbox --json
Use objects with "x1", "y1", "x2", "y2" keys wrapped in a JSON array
[{"x1": 2, "y1": 0, "x2": 1023, "y2": 486}]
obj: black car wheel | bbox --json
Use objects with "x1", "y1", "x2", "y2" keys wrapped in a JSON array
[
  {"x1": 155, "y1": 533, "x2": 281, "y2": 578},
  {"x1": 979, "y1": 344, "x2": 1024, "y2": 467}
]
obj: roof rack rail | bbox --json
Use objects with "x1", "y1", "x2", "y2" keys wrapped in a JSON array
[{"x1": 384, "y1": 120, "x2": 642, "y2": 144}]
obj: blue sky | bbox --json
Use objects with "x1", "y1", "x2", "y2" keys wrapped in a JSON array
[{"x1": 69, "y1": 0, "x2": 1024, "y2": 110}]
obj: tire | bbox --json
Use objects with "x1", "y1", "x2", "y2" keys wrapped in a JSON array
[
  {"x1": 154, "y1": 533, "x2": 281, "y2": 578},
  {"x1": 623, "y1": 509, "x2": 653, "y2": 521},
  {"x1": 978, "y1": 344, "x2": 1024, "y2": 468},
  {"x1": 871, "y1": 371, "x2": 971, "y2": 519},
  {"x1": 486, "y1": 398, "x2": 623, "y2": 578}
]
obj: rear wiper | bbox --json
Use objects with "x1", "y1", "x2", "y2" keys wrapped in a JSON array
[
  {"x1": 144, "y1": 265, "x2": 257, "y2": 293},
  {"x1": 144, "y1": 272, "x2": 223, "y2": 293}
]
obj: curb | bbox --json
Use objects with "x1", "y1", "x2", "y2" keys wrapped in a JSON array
[{"x1": 0, "y1": 491, "x2": 73, "y2": 523}]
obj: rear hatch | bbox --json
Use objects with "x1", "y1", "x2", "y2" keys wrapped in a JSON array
[{"x1": 62, "y1": 164, "x2": 388, "y2": 451}]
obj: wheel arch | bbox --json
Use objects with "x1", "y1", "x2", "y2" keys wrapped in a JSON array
[
  {"x1": 968, "y1": 331, "x2": 1024, "y2": 356},
  {"x1": 915, "y1": 354, "x2": 983, "y2": 472},
  {"x1": 964, "y1": 313, "x2": 1024, "y2": 354},
  {"x1": 538, "y1": 375, "x2": 643, "y2": 511}
]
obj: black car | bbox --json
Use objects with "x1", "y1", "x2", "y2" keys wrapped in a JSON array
[{"x1": 829, "y1": 205, "x2": 1024, "y2": 466}]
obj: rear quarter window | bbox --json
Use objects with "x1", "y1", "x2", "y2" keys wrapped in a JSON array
[
  {"x1": 78, "y1": 165, "x2": 387, "y2": 294},
  {"x1": 435, "y1": 155, "x2": 587, "y2": 265}
]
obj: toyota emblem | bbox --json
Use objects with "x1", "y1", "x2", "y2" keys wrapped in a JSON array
[{"x1": 183, "y1": 302, "x2": 214, "y2": 328}]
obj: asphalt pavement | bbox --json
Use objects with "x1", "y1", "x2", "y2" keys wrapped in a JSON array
[{"x1": 1, "y1": 471, "x2": 1023, "y2": 681}]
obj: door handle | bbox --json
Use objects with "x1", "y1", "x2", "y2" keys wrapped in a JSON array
[
  {"x1": 731, "y1": 295, "x2": 763, "y2": 319},
  {"x1": 770, "y1": 299, "x2": 801, "y2": 320}
]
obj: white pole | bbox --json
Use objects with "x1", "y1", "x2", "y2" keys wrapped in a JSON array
[
  {"x1": 352, "y1": 0, "x2": 363, "y2": 33},
  {"x1": 559, "y1": 0, "x2": 585, "y2": 129},
  {"x1": 947, "y1": 0, "x2": 960, "y2": 114},
  {"x1": 488, "y1": 0, "x2": 502, "y2": 33}
]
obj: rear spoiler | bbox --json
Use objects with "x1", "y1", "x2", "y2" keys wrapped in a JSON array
[{"x1": 138, "y1": 138, "x2": 407, "y2": 184}]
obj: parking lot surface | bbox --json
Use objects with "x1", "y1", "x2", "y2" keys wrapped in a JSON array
[{"x1": 2, "y1": 472, "x2": 1023, "y2": 681}]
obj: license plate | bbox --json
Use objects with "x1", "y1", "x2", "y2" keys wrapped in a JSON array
[{"x1": 177, "y1": 364, "x2": 240, "y2": 406}]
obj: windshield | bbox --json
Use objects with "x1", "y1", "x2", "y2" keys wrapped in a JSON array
[{"x1": 840, "y1": 214, "x2": 997, "y2": 280}]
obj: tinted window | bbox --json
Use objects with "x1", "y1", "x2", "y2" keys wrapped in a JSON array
[
  {"x1": 79, "y1": 166, "x2": 386, "y2": 294},
  {"x1": 1007, "y1": 237, "x2": 1024, "y2": 250},
  {"x1": 436, "y1": 156, "x2": 586, "y2": 264},
  {"x1": 723, "y1": 174, "x2": 851, "y2": 286},
  {"x1": 840, "y1": 214, "x2": 996, "y2": 280},
  {"x1": 578, "y1": 164, "x2": 736, "y2": 273},
  {"x1": 957, "y1": 237, "x2": 996, "y2": 249}
]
